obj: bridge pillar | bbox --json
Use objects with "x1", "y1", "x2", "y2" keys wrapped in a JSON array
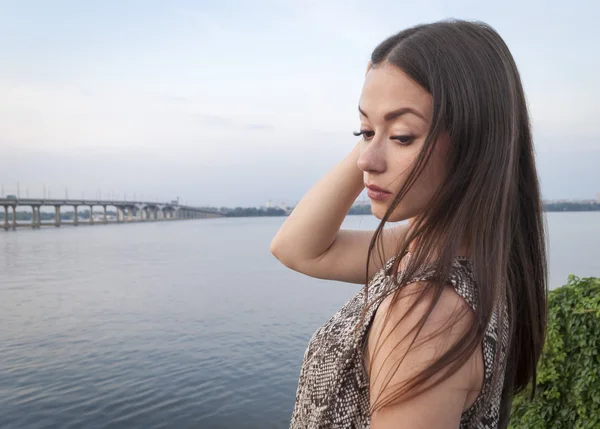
[
  {"x1": 127, "y1": 207, "x2": 133, "y2": 222},
  {"x1": 103, "y1": 205, "x2": 107, "y2": 223},
  {"x1": 3, "y1": 206, "x2": 8, "y2": 230},
  {"x1": 11, "y1": 206, "x2": 16, "y2": 230},
  {"x1": 89, "y1": 205, "x2": 94, "y2": 224},
  {"x1": 31, "y1": 206, "x2": 40, "y2": 229},
  {"x1": 117, "y1": 207, "x2": 123, "y2": 223},
  {"x1": 55, "y1": 206, "x2": 61, "y2": 227},
  {"x1": 74, "y1": 205, "x2": 79, "y2": 226}
]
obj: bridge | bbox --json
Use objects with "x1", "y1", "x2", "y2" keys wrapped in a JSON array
[{"x1": 1, "y1": 198, "x2": 221, "y2": 230}]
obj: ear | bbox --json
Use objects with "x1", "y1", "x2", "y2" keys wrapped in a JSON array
[{"x1": 365, "y1": 60, "x2": 372, "y2": 76}]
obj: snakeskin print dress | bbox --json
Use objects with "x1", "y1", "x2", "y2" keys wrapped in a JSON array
[{"x1": 289, "y1": 254, "x2": 509, "y2": 429}]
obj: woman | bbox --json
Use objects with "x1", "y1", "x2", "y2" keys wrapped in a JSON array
[{"x1": 270, "y1": 20, "x2": 547, "y2": 429}]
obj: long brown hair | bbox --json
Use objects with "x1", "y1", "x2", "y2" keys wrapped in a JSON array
[{"x1": 360, "y1": 20, "x2": 548, "y2": 427}]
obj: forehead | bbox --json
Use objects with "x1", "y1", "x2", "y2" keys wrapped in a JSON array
[{"x1": 359, "y1": 63, "x2": 432, "y2": 122}]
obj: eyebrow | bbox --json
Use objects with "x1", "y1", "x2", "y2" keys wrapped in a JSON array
[{"x1": 358, "y1": 105, "x2": 426, "y2": 122}]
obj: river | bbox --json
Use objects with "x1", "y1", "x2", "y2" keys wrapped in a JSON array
[{"x1": 1, "y1": 213, "x2": 599, "y2": 428}]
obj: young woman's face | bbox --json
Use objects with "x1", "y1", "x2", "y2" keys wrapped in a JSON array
[{"x1": 357, "y1": 62, "x2": 450, "y2": 223}]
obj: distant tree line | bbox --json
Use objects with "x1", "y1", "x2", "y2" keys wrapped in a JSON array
[
  {"x1": 544, "y1": 202, "x2": 600, "y2": 212},
  {"x1": 219, "y1": 207, "x2": 287, "y2": 217},
  {"x1": 348, "y1": 205, "x2": 372, "y2": 215},
  {"x1": 215, "y1": 201, "x2": 600, "y2": 217}
]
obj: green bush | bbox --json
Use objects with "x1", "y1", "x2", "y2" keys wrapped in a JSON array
[{"x1": 509, "y1": 275, "x2": 600, "y2": 429}]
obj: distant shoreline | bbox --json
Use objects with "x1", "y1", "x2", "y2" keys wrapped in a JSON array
[
  {"x1": 2, "y1": 202, "x2": 599, "y2": 221},
  {"x1": 217, "y1": 202, "x2": 600, "y2": 217}
]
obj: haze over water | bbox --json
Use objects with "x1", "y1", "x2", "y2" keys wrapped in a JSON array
[{"x1": 1, "y1": 213, "x2": 599, "y2": 429}]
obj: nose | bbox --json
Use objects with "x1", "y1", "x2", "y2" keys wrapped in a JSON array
[{"x1": 357, "y1": 140, "x2": 386, "y2": 174}]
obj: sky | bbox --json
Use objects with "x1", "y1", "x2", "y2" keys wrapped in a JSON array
[{"x1": 1, "y1": 0, "x2": 599, "y2": 207}]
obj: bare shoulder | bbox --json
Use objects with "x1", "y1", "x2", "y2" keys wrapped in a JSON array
[{"x1": 366, "y1": 282, "x2": 484, "y2": 429}]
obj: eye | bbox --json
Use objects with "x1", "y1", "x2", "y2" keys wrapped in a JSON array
[
  {"x1": 353, "y1": 129, "x2": 375, "y2": 141},
  {"x1": 391, "y1": 135, "x2": 415, "y2": 146}
]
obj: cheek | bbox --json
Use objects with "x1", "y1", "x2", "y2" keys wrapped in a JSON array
[
  {"x1": 417, "y1": 155, "x2": 447, "y2": 194},
  {"x1": 389, "y1": 148, "x2": 419, "y2": 185},
  {"x1": 388, "y1": 148, "x2": 448, "y2": 221},
  {"x1": 407, "y1": 137, "x2": 450, "y2": 195}
]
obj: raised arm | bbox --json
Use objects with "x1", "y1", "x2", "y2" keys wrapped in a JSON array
[{"x1": 270, "y1": 142, "x2": 408, "y2": 284}]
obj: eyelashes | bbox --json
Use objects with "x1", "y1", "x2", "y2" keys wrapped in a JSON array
[
  {"x1": 353, "y1": 130, "x2": 374, "y2": 139},
  {"x1": 353, "y1": 129, "x2": 415, "y2": 146},
  {"x1": 391, "y1": 135, "x2": 414, "y2": 144}
]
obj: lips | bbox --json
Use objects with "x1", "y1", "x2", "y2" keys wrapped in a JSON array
[
  {"x1": 365, "y1": 184, "x2": 392, "y2": 201},
  {"x1": 365, "y1": 184, "x2": 391, "y2": 194}
]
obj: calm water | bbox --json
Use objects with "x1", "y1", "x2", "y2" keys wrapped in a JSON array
[{"x1": 1, "y1": 213, "x2": 599, "y2": 429}]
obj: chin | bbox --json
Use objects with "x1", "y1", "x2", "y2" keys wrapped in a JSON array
[{"x1": 369, "y1": 201, "x2": 409, "y2": 223}]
